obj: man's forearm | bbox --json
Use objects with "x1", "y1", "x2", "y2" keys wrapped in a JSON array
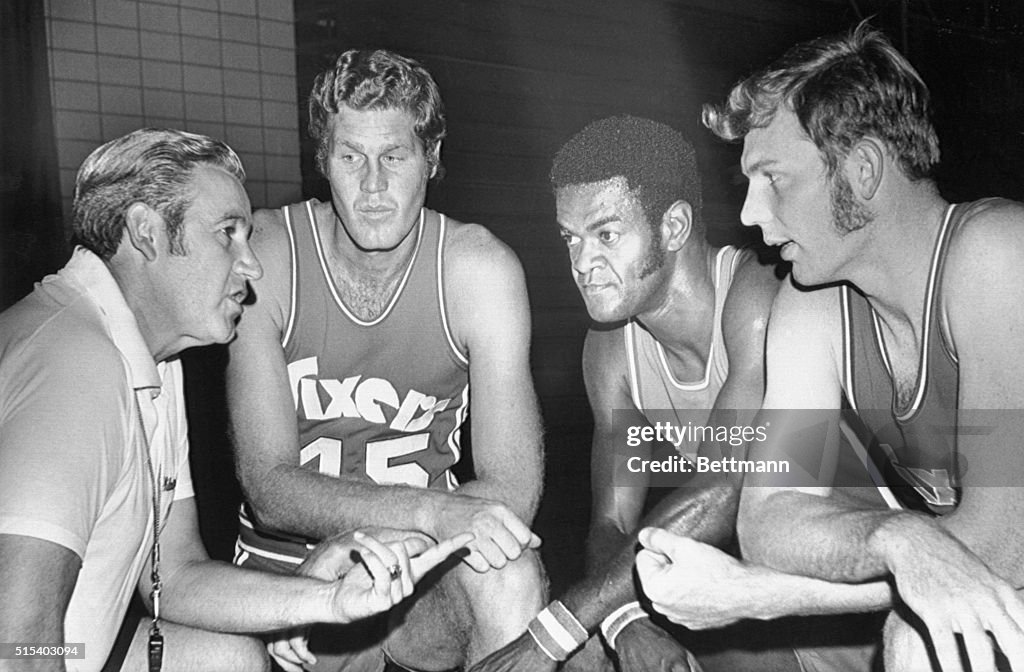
[
  {"x1": 561, "y1": 478, "x2": 739, "y2": 630},
  {"x1": 740, "y1": 490, "x2": 1014, "y2": 586},
  {"x1": 161, "y1": 559, "x2": 336, "y2": 632},
  {"x1": 740, "y1": 489, "x2": 903, "y2": 583},
  {"x1": 739, "y1": 565, "x2": 893, "y2": 620},
  {"x1": 249, "y1": 465, "x2": 451, "y2": 539},
  {"x1": 585, "y1": 522, "x2": 629, "y2": 574},
  {"x1": 456, "y1": 475, "x2": 541, "y2": 525}
]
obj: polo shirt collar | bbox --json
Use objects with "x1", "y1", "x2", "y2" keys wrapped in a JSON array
[{"x1": 62, "y1": 247, "x2": 162, "y2": 393}]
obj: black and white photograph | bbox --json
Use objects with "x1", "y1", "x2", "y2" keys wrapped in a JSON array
[{"x1": 2, "y1": 1, "x2": 1024, "y2": 670}]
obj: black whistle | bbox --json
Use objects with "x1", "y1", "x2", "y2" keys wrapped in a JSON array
[{"x1": 148, "y1": 632, "x2": 164, "y2": 672}]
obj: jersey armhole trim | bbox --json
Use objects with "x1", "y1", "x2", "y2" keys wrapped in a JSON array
[
  {"x1": 840, "y1": 285, "x2": 858, "y2": 412},
  {"x1": 444, "y1": 383, "x2": 470, "y2": 489},
  {"x1": 281, "y1": 204, "x2": 300, "y2": 348},
  {"x1": 437, "y1": 214, "x2": 470, "y2": 367},
  {"x1": 893, "y1": 203, "x2": 955, "y2": 423},
  {"x1": 650, "y1": 250, "x2": 725, "y2": 391},
  {"x1": 624, "y1": 322, "x2": 643, "y2": 410},
  {"x1": 712, "y1": 245, "x2": 742, "y2": 380}
]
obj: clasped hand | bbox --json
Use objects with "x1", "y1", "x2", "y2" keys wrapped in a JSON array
[
  {"x1": 435, "y1": 494, "x2": 542, "y2": 572},
  {"x1": 636, "y1": 527, "x2": 755, "y2": 630}
]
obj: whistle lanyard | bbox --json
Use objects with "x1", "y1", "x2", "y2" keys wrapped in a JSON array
[{"x1": 135, "y1": 396, "x2": 171, "y2": 672}]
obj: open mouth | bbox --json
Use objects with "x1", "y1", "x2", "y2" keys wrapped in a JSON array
[{"x1": 764, "y1": 237, "x2": 795, "y2": 259}]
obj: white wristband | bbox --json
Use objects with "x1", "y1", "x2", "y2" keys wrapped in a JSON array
[
  {"x1": 526, "y1": 600, "x2": 588, "y2": 661},
  {"x1": 600, "y1": 601, "x2": 649, "y2": 650}
]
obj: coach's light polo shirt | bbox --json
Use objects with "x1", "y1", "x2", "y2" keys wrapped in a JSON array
[{"x1": 0, "y1": 247, "x2": 194, "y2": 671}]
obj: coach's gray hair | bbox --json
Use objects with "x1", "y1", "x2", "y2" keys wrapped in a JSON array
[{"x1": 72, "y1": 128, "x2": 245, "y2": 260}]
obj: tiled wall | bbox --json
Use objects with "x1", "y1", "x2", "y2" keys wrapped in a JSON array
[{"x1": 44, "y1": 0, "x2": 301, "y2": 217}]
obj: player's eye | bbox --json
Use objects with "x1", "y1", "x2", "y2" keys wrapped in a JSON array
[
  {"x1": 599, "y1": 230, "x2": 620, "y2": 244},
  {"x1": 560, "y1": 231, "x2": 578, "y2": 247}
]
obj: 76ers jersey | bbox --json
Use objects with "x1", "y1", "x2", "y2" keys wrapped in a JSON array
[
  {"x1": 624, "y1": 246, "x2": 749, "y2": 460},
  {"x1": 840, "y1": 200, "x2": 1005, "y2": 516},
  {"x1": 238, "y1": 201, "x2": 469, "y2": 564}
]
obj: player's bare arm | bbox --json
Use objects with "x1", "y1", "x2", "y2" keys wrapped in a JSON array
[
  {"x1": 637, "y1": 527, "x2": 893, "y2": 630},
  {"x1": 739, "y1": 281, "x2": 919, "y2": 590},
  {"x1": 874, "y1": 203, "x2": 1024, "y2": 670},
  {"x1": 738, "y1": 280, "x2": 885, "y2": 577},
  {"x1": 742, "y1": 234, "x2": 1024, "y2": 581},
  {"x1": 582, "y1": 327, "x2": 651, "y2": 572},
  {"x1": 604, "y1": 254, "x2": 780, "y2": 663},
  {"x1": 436, "y1": 220, "x2": 544, "y2": 570},
  {"x1": 739, "y1": 279, "x2": 1024, "y2": 669},
  {"x1": 934, "y1": 200, "x2": 1024, "y2": 584}
]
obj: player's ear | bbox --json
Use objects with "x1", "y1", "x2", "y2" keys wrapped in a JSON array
[
  {"x1": 124, "y1": 202, "x2": 161, "y2": 261},
  {"x1": 849, "y1": 137, "x2": 884, "y2": 201},
  {"x1": 662, "y1": 200, "x2": 693, "y2": 252}
]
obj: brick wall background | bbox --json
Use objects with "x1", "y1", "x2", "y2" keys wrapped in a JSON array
[{"x1": 43, "y1": 0, "x2": 300, "y2": 223}]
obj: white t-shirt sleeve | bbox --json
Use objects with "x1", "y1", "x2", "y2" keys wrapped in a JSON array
[{"x1": 0, "y1": 333, "x2": 134, "y2": 559}]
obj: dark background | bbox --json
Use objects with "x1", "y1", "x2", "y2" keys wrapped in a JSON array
[{"x1": 4, "y1": 0, "x2": 1024, "y2": 595}]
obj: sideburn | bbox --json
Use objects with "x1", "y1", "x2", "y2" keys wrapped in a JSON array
[
  {"x1": 637, "y1": 226, "x2": 666, "y2": 279},
  {"x1": 829, "y1": 171, "x2": 873, "y2": 234}
]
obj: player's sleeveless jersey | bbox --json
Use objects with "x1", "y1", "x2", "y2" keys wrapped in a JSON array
[
  {"x1": 840, "y1": 199, "x2": 1004, "y2": 516},
  {"x1": 625, "y1": 246, "x2": 750, "y2": 459},
  {"x1": 237, "y1": 201, "x2": 470, "y2": 564}
]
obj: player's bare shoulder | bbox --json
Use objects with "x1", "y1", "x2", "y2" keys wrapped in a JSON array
[
  {"x1": 441, "y1": 212, "x2": 524, "y2": 282},
  {"x1": 769, "y1": 275, "x2": 844, "y2": 361},
  {"x1": 245, "y1": 200, "x2": 305, "y2": 330},
  {"x1": 583, "y1": 325, "x2": 629, "y2": 379},
  {"x1": 943, "y1": 198, "x2": 1024, "y2": 286},
  {"x1": 250, "y1": 204, "x2": 287, "y2": 256},
  {"x1": 435, "y1": 210, "x2": 530, "y2": 354},
  {"x1": 721, "y1": 250, "x2": 781, "y2": 343},
  {"x1": 440, "y1": 211, "x2": 527, "y2": 304},
  {"x1": 940, "y1": 198, "x2": 1024, "y2": 345}
]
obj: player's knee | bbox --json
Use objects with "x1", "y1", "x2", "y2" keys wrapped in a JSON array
[{"x1": 456, "y1": 548, "x2": 546, "y2": 609}]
